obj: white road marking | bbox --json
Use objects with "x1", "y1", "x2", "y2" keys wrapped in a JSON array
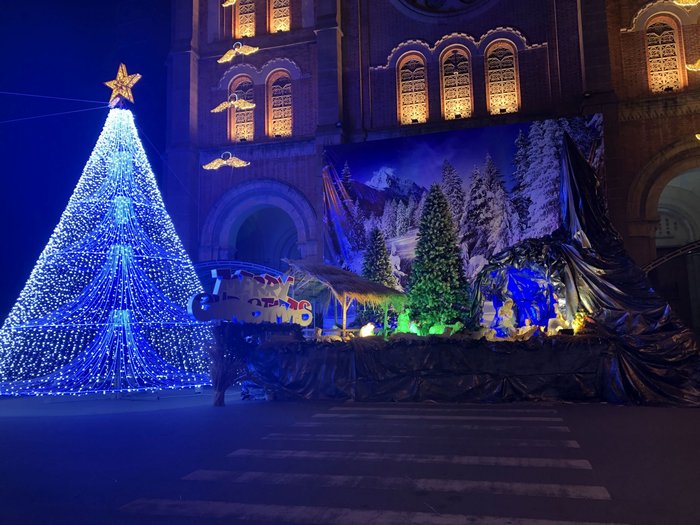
[
  {"x1": 183, "y1": 469, "x2": 610, "y2": 500},
  {"x1": 263, "y1": 433, "x2": 580, "y2": 448},
  {"x1": 293, "y1": 421, "x2": 572, "y2": 432},
  {"x1": 228, "y1": 449, "x2": 593, "y2": 469},
  {"x1": 122, "y1": 498, "x2": 627, "y2": 525},
  {"x1": 263, "y1": 433, "x2": 402, "y2": 443},
  {"x1": 314, "y1": 413, "x2": 564, "y2": 422},
  {"x1": 330, "y1": 406, "x2": 560, "y2": 414}
]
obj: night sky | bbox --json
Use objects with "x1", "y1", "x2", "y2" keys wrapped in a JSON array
[{"x1": 0, "y1": 1, "x2": 171, "y2": 319}]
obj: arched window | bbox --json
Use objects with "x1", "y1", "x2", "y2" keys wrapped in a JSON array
[
  {"x1": 228, "y1": 76, "x2": 254, "y2": 142},
  {"x1": 269, "y1": 0, "x2": 291, "y2": 33},
  {"x1": 441, "y1": 46, "x2": 472, "y2": 120},
  {"x1": 267, "y1": 71, "x2": 292, "y2": 138},
  {"x1": 398, "y1": 53, "x2": 428, "y2": 125},
  {"x1": 646, "y1": 16, "x2": 685, "y2": 94},
  {"x1": 234, "y1": 0, "x2": 256, "y2": 38},
  {"x1": 485, "y1": 41, "x2": 520, "y2": 115}
]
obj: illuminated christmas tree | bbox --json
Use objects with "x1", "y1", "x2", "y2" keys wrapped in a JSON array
[
  {"x1": 0, "y1": 73, "x2": 210, "y2": 395},
  {"x1": 409, "y1": 184, "x2": 468, "y2": 333}
]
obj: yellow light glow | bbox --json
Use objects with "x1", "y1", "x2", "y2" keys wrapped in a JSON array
[
  {"x1": 222, "y1": 0, "x2": 237, "y2": 6},
  {"x1": 695, "y1": 133, "x2": 700, "y2": 141},
  {"x1": 673, "y1": 0, "x2": 699, "y2": 5},
  {"x1": 217, "y1": 42, "x2": 260, "y2": 64},
  {"x1": 572, "y1": 312, "x2": 587, "y2": 335},
  {"x1": 211, "y1": 95, "x2": 256, "y2": 113},
  {"x1": 359, "y1": 323, "x2": 376, "y2": 337},
  {"x1": 686, "y1": 58, "x2": 700, "y2": 72},
  {"x1": 202, "y1": 152, "x2": 250, "y2": 170},
  {"x1": 104, "y1": 63, "x2": 141, "y2": 106}
]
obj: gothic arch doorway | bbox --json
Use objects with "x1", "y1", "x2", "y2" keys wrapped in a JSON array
[
  {"x1": 230, "y1": 206, "x2": 301, "y2": 270},
  {"x1": 626, "y1": 137, "x2": 700, "y2": 264},
  {"x1": 200, "y1": 179, "x2": 319, "y2": 269},
  {"x1": 650, "y1": 169, "x2": 700, "y2": 333}
]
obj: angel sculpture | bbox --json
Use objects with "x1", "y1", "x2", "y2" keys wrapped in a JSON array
[
  {"x1": 217, "y1": 41, "x2": 260, "y2": 64},
  {"x1": 211, "y1": 93, "x2": 256, "y2": 113},
  {"x1": 202, "y1": 151, "x2": 250, "y2": 170}
]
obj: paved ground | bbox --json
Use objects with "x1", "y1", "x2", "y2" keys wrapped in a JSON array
[{"x1": 1, "y1": 391, "x2": 699, "y2": 525}]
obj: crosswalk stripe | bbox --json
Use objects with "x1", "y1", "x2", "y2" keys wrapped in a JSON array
[
  {"x1": 314, "y1": 413, "x2": 564, "y2": 422},
  {"x1": 293, "y1": 421, "x2": 572, "y2": 433},
  {"x1": 122, "y1": 498, "x2": 626, "y2": 524},
  {"x1": 183, "y1": 469, "x2": 610, "y2": 500},
  {"x1": 263, "y1": 433, "x2": 402, "y2": 443},
  {"x1": 331, "y1": 406, "x2": 560, "y2": 414},
  {"x1": 263, "y1": 433, "x2": 580, "y2": 448},
  {"x1": 228, "y1": 449, "x2": 593, "y2": 469}
]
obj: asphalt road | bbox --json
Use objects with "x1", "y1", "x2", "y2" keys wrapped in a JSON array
[{"x1": 0, "y1": 392, "x2": 699, "y2": 525}]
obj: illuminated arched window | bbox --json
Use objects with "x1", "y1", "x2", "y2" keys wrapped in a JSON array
[
  {"x1": 485, "y1": 41, "x2": 520, "y2": 115},
  {"x1": 269, "y1": 0, "x2": 291, "y2": 33},
  {"x1": 267, "y1": 71, "x2": 292, "y2": 138},
  {"x1": 398, "y1": 54, "x2": 428, "y2": 125},
  {"x1": 234, "y1": 0, "x2": 256, "y2": 38},
  {"x1": 228, "y1": 76, "x2": 254, "y2": 142},
  {"x1": 646, "y1": 16, "x2": 685, "y2": 94},
  {"x1": 441, "y1": 47, "x2": 472, "y2": 120}
]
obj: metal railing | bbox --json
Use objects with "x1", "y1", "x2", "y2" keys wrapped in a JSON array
[{"x1": 642, "y1": 240, "x2": 700, "y2": 273}]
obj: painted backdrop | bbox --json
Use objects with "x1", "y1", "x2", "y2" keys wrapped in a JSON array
[{"x1": 324, "y1": 115, "x2": 603, "y2": 287}]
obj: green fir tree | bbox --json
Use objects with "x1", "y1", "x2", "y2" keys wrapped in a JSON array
[
  {"x1": 361, "y1": 228, "x2": 398, "y2": 333},
  {"x1": 362, "y1": 228, "x2": 398, "y2": 289},
  {"x1": 409, "y1": 184, "x2": 468, "y2": 332}
]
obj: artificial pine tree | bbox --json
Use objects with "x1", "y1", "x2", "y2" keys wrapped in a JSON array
[
  {"x1": 361, "y1": 228, "x2": 398, "y2": 332},
  {"x1": 409, "y1": 184, "x2": 468, "y2": 332},
  {"x1": 0, "y1": 107, "x2": 210, "y2": 395},
  {"x1": 362, "y1": 228, "x2": 399, "y2": 289},
  {"x1": 440, "y1": 159, "x2": 465, "y2": 229}
]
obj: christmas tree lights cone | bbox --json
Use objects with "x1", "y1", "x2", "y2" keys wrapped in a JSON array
[{"x1": 0, "y1": 108, "x2": 211, "y2": 395}]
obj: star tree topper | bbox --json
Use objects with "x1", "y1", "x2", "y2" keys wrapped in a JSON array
[{"x1": 104, "y1": 63, "x2": 142, "y2": 107}]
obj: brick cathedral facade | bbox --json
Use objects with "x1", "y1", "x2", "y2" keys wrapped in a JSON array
[{"x1": 165, "y1": 0, "x2": 700, "y2": 322}]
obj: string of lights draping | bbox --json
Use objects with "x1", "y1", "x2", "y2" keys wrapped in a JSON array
[{"x1": 0, "y1": 108, "x2": 211, "y2": 395}]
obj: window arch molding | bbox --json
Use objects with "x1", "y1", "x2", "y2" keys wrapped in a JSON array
[
  {"x1": 396, "y1": 51, "x2": 429, "y2": 125},
  {"x1": 228, "y1": 75, "x2": 255, "y2": 142},
  {"x1": 484, "y1": 38, "x2": 520, "y2": 115},
  {"x1": 622, "y1": 2, "x2": 694, "y2": 33},
  {"x1": 439, "y1": 44, "x2": 473, "y2": 120},
  {"x1": 644, "y1": 13, "x2": 687, "y2": 94},
  {"x1": 266, "y1": 69, "x2": 293, "y2": 138}
]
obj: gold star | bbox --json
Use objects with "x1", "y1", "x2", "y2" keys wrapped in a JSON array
[{"x1": 104, "y1": 63, "x2": 142, "y2": 106}]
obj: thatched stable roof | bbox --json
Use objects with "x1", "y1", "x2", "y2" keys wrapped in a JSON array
[{"x1": 285, "y1": 259, "x2": 405, "y2": 306}]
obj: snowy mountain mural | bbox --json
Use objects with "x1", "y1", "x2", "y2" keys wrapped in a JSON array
[{"x1": 325, "y1": 114, "x2": 603, "y2": 284}]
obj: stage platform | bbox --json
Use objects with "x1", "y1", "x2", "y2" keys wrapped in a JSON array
[{"x1": 247, "y1": 334, "x2": 615, "y2": 403}]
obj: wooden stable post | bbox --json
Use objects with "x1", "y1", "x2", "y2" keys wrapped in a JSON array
[{"x1": 341, "y1": 293, "x2": 354, "y2": 339}]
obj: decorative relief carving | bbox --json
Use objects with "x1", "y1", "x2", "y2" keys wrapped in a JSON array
[
  {"x1": 399, "y1": 56, "x2": 428, "y2": 124},
  {"x1": 441, "y1": 48, "x2": 472, "y2": 119},
  {"x1": 646, "y1": 20, "x2": 683, "y2": 94}
]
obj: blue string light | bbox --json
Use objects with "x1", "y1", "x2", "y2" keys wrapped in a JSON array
[{"x1": 0, "y1": 108, "x2": 211, "y2": 396}]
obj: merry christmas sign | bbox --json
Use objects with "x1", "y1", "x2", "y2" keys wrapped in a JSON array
[{"x1": 189, "y1": 269, "x2": 313, "y2": 326}]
